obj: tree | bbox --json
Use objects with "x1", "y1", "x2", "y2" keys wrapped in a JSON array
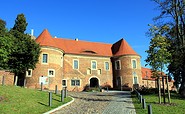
[
  {"x1": 0, "y1": 19, "x2": 14, "y2": 69},
  {"x1": 145, "y1": 25, "x2": 172, "y2": 104},
  {"x1": 151, "y1": 0, "x2": 185, "y2": 97},
  {"x1": 9, "y1": 14, "x2": 40, "y2": 86}
]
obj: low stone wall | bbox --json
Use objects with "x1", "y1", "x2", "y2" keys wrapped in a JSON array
[{"x1": 0, "y1": 70, "x2": 14, "y2": 85}]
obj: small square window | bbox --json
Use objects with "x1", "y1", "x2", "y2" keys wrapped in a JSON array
[
  {"x1": 62, "y1": 80, "x2": 67, "y2": 87},
  {"x1": 48, "y1": 69, "x2": 55, "y2": 77},
  {"x1": 26, "y1": 69, "x2": 32, "y2": 77},
  {"x1": 98, "y1": 69, "x2": 101, "y2": 75},
  {"x1": 71, "y1": 79, "x2": 80, "y2": 86},
  {"x1": 87, "y1": 68, "x2": 91, "y2": 75}
]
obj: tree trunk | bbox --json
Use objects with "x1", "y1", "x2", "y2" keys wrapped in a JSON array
[
  {"x1": 158, "y1": 76, "x2": 162, "y2": 104},
  {"x1": 162, "y1": 76, "x2": 166, "y2": 103},
  {"x1": 166, "y1": 76, "x2": 171, "y2": 103}
]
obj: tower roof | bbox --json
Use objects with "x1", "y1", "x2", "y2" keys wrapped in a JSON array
[
  {"x1": 112, "y1": 38, "x2": 138, "y2": 56},
  {"x1": 36, "y1": 29, "x2": 59, "y2": 48}
]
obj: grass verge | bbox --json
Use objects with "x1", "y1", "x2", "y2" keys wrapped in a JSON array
[
  {"x1": 0, "y1": 85, "x2": 72, "y2": 114},
  {"x1": 132, "y1": 92, "x2": 185, "y2": 114}
]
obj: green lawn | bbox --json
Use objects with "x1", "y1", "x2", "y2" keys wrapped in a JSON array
[
  {"x1": 132, "y1": 92, "x2": 185, "y2": 114},
  {"x1": 0, "y1": 85, "x2": 72, "y2": 114}
]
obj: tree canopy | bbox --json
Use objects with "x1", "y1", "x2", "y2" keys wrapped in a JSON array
[{"x1": 0, "y1": 14, "x2": 40, "y2": 86}]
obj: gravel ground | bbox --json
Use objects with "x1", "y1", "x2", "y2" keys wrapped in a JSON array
[{"x1": 53, "y1": 91, "x2": 136, "y2": 114}]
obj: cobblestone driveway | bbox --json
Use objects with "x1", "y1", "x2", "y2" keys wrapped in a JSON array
[{"x1": 53, "y1": 91, "x2": 136, "y2": 114}]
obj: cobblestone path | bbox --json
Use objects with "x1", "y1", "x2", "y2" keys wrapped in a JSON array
[{"x1": 53, "y1": 91, "x2": 136, "y2": 114}]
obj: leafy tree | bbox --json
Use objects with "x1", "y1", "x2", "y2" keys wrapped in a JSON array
[
  {"x1": 146, "y1": 25, "x2": 172, "y2": 104},
  {"x1": 9, "y1": 14, "x2": 40, "y2": 86},
  {"x1": 0, "y1": 19, "x2": 14, "y2": 69},
  {"x1": 151, "y1": 0, "x2": 185, "y2": 97}
]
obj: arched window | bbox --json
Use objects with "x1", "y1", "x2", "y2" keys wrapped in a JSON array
[
  {"x1": 133, "y1": 72, "x2": 138, "y2": 84},
  {"x1": 132, "y1": 60, "x2": 137, "y2": 69}
]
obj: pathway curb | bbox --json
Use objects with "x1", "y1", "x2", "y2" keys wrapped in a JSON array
[{"x1": 43, "y1": 96, "x2": 75, "y2": 114}]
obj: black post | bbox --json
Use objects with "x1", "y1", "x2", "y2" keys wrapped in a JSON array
[
  {"x1": 138, "y1": 93, "x2": 140, "y2": 99},
  {"x1": 148, "y1": 104, "x2": 152, "y2": 114},
  {"x1": 64, "y1": 87, "x2": 67, "y2": 98},
  {"x1": 61, "y1": 90, "x2": 64, "y2": 102},
  {"x1": 142, "y1": 98, "x2": 146, "y2": 109},
  {"x1": 2, "y1": 76, "x2": 5, "y2": 86},
  {"x1": 55, "y1": 85, "x2": 58, "y2": 94},
  {"x1": 140, "y1": 95, "x2": 142, "y2": 103},
  {"x1": 41, "y1": 82, "x2": 43, "y2": 91},
  {"x1": 49, "y1": 92, "x2": 52, "y2": 107}
]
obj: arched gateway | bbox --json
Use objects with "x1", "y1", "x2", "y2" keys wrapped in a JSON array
[{"x1": 90, "y1": 77, "x2": 99, "y2": 87}]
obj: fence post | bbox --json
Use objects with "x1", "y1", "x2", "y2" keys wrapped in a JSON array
[
  {"x1": 142, "y1": 98, "x2": 146, "y2": 109},
  {"x1": 61, "y1": 89, "x2": 64, "y2": 102},
  {"x1": 41, "y1": 82, "x2": 43, "y2": 91},
  {"x1": 140, "y1": 95, "x2": 142, "y2": 103},
  {"x1": 14, "y1": 76, "x2": 18, "y2": 86},
  {"x1": 64, "y1": 87, "x2": 67, "y2": 98},
  {"x1": 2, "y1": 76, "x2": 5, "y2": 86},
  {"x1": 49, "y1": 92, "x2": 52, "y2": 107},
  {"x1": 55, "y1": 85, "x2": 58, "y2": 94},
  {"x1": 106, "y1": 87, "x2": 108, "y2": 92},
  {"x1": 148, "y1": 104, "x2": 152, "y2": 114}
]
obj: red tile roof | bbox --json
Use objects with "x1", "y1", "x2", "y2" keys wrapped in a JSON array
[
  {"x1": 36, "y1": 29, "x2": 59, "y2": 49},
  {"x1": 141, "y1": 67, "x2": 154, "y2": 80},
  {"x1": 112, "y1": 39, "x2": 138, "y2": 56},
  {"x1": 36, "y1": 29, "x2": 139, "y2": 57}
]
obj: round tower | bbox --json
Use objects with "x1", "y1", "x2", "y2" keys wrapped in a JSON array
[{"x1": 112, "y1": 39, "x2": 142, "y2": 90}]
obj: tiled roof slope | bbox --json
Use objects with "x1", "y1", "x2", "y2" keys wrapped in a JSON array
[
  {"x1": 112, "y1": 39, "x2": 138, "y2": 56},
  {"x1": 36, "y1": 29, "x2": 139, "y2": 57},
  {"x1": 141, "y1": 67, "x2": 154, "y2": 80},
  {"x1": 36, "y1": 29, "x2": 59, "y2": 49}
]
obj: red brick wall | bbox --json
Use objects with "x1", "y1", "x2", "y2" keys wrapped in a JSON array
[
  {"x1": 0, "y1": 70, "x2": 14, "y2": 85},
  {"x1": 26, "y1": 47, "x2": 64, "y2": 90},
  {"x1": 63, "y1": 54, "x2": 113, "y2": 91},
  {"x1": 112, "y1": 55, "x2": 142, "y2": 89}
]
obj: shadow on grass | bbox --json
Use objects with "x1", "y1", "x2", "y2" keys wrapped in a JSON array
[
  {"x1": 38, "y1": 102, "x2": 48, "y2": 107},
  {"x1": 52, "y1": 98, "x2": 61, "y2": 102}
]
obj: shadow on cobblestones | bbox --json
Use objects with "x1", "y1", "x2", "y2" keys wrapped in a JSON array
[{"x1": 70, "y1": 95, "x2": 111, "y2": 102}]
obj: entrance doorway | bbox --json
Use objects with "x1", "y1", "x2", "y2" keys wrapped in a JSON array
[{"x1": 90, "y1": 78, "x2": 99, "y2": 87}]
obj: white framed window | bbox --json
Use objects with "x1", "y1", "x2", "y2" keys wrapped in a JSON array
[
  {"x1": 87, "y1": 68, "x2": 91, "y2": 75},
  {"x1": 73, "y1": 59, "x2": 79, "y2": 69},
  {"x1": 133, "y1": 72, "x2": 138, "y2": 84},
  {"x1": 26, "y1": 69, "x2": 32, "y2": 77},
  {"x1": 48, "y1": 69, "x2": 55, "y2": 77},
  {"x1": 105, "y1": 62, "x2": 110, "y2": 71},
  {"x1": 91, "y1": 60, "x2": 97, "y2": 70},
  {"x1": 62, "y1": 79, "x2": 67, "y2": 87},
  {"x1": 71, "y1": 79, "x2": 80, "y2": 86},
  {"x1": 42, "y1": 53, "x2": 48, "y2": 64},
  {"x1": 132, "y1": 59, "x2": 137, "y2": 69},
  {"x1": 115, "y1": 60, "x2": 121, "y2": 70},
  {"x1": 98, "y1": 69, "x2": 101, "y2": 75}
]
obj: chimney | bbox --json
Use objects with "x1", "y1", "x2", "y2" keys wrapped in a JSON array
[
  {"x1": 75, "y1": 38, "x2": 78, "y2": 41},
  {"x1": 31, "y1": 29, "x2": 34, "y2": 36}
]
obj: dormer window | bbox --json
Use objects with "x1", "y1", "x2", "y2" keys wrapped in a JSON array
[{"x1": 82, "y1": 50, "x2": 97, "y2": 54}]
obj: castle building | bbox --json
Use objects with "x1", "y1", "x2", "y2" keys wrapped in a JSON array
[{"x1": 25, "y1": 29, "x2": 142, "y2": 91}]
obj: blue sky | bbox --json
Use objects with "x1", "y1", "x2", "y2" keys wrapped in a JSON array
[{"x1": 0, "y1": 0, "x2": 159, "y2": 67}]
